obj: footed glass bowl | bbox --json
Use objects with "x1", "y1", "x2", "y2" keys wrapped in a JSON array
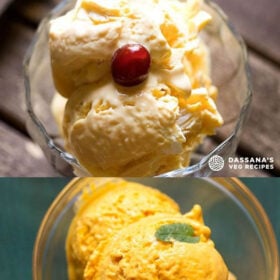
[
  {"x1": 24, "y1": 0, "x2": 252, "y2": 176},
  {"x1": 33, "y1": 178, "x2": 279, "y2": 280}
]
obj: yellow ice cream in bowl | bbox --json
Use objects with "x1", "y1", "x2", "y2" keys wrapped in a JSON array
[
  {"x1": 84, "y1": 206, "x2": 229, "y2": 280},
  {"x1": 24, "y1": 0, "x2": 252, "y2": 176},
  {"x1": 65, "y1": 179, "x2": 231, "y2": 279},
  {"x1": 32, "y1": 178, "x2": 279, "y2": 280},
  {"x1": 48, "y1": 0, "x2": 223, "y2": 176}
]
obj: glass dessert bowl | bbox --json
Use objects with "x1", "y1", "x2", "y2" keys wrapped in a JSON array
[
  {"x1": 24, "y1": 0, "x2": 252, "y2": 176},
  {"x1": 32, "y1": 178, "x2": 279, "y2": 280}
]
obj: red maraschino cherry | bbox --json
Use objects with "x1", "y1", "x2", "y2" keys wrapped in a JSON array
[{"x1": 111, "y1": 43, "x2": 151, "y2": 86}]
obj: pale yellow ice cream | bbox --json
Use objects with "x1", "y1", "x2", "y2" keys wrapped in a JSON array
[
  {"x1": 49, "y1": 0, "x2": 223, "y2": 176},
  {"x1": 84, "y1": 206, "x2": 229, "y2": 280},
  {"x1": 66, "y1": 179, "x2": 180, "y2": 280}
]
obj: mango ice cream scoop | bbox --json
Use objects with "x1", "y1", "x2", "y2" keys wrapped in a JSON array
[
  {"x1": 84, "y1": 209, "x2": 229, "y2": 280},
  {"x1": 65, "y1": 179, "x2": 233, "y2": 280},
  {"x1": 66, "y1": 179, "x2": 180, "y2": 280}
]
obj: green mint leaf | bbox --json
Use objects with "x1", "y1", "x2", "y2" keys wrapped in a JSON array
[{"x1": 155, "y1": 223, "x2": 200, "y2": 243}]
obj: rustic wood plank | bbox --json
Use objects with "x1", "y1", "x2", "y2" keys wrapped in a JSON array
[
  {"x1": 215, "y1": 0, "x2": 280, "y2": 64},
  {"x1": 0, "y1": 120, "x2": 59, "y2": 176},
  {"x1": 0, "y1": 18, "x2": 34, "y2": 131},
  {"x1": 238, "y1": 53, "x2": 280, "y2": 171},
  {"x1": 216, "y1": 52, "x2": 280, "y2": 173}
]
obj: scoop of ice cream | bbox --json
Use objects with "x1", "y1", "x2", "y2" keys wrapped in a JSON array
[
  {"x1": 63, "y1": 81, "x2": 187, "y2": 176},
  {"x1": 84, "y1": 205, "x2": 229, "y2": 280},
  {"x1": 66, "y1": 179, "x2": 180, "y2": 280},
  {"x1": 49, "y1": 0, "x2": 195, "y2": 99},
  {"x1": 49, "y1": 0, "x2": 223, "y2": 176}
]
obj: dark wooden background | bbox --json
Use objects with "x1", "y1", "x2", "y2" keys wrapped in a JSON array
[{"x1": 0, "y1": 0, "x2": 279, "y2": 177}]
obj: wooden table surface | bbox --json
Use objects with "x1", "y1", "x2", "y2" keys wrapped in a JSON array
[{"x1": 0, "y1": 0, "x2": 279, "y2": 177}]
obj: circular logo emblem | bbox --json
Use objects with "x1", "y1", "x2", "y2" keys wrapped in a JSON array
[{"x1": 208, "y1": 155, "x2": 224, "y2": 171}]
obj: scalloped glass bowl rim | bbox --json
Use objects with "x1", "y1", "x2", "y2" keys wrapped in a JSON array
[{"x1": 23, "y1": 0, "x2": 252, "y2": 177}]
